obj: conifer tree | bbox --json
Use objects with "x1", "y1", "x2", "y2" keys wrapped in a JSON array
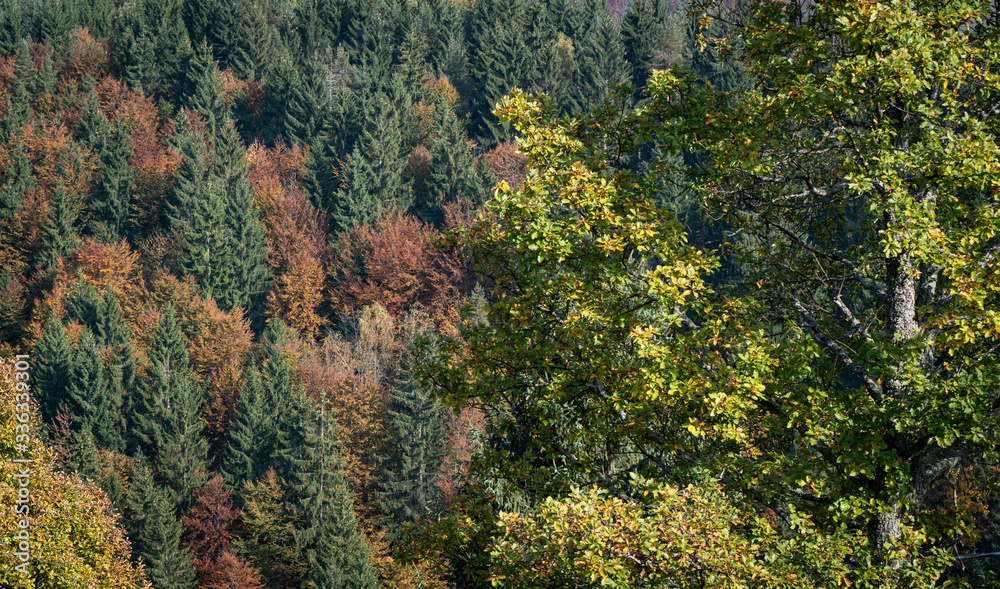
[
  {"x1": 32, "y1": 0, "x2": 72, "y2": 42},
  {"x1": 331, "y1": 146, "x2": 380, "y2": 233},
  {"x1": 35, "y1": 315, "x2": 73, "y2": 424},
  {"x1": 210, "y1": 0, "x2": 281, "y2": 80},
  {"x1": 223, "y1": 371, "x2": 273, "y2": 489},
  {"x1": 0, "y1": 147, "x2": 34, "y2": 220},
  {"x1": 127, "y1": 458, "x2": 199, "y2": 589},
  {"x1": 90, "y1": 121, "x2": 136, "y2": 241},
  {"x1": 324, "y1": 45, "x2": 361, "y2": 158},
  {"x1": 230, "y1": 320, "x2": 301, "y2": 488},
  {"x1": 535, "y1": 33, "x2": 577, "y2": 112},
  {"x1": 156, "y1": 389, "x2": 211, "y2": 510},
  {"x1": 213, "y1": 117, "x2": 270, "y2": 317},
  {"x1": 332, "y1": 75, "x2": 411, "y2": 229},
  {"x1": 234, "y1": 471, "x2": 308, "y2": 587},
  {"x1": 75, "y1": 92, "x2": 110, "y2": 153},
  {"x1": 63, "y1": 426, "x2": 102, "y2": 481},
  {"x1": 187, "y1": 43, "x2": 229, "y2": 140},
  {"x1": 2, "y1": 41, "x2": 34, "y2": 141},
  {"x1": 0, "y1": 2, "x2": 27, "y2": 56},
  {"x1": 282, "y1": 56, "x2": 331, "y2": 151},
  {"x1": 134, "y1": 306, "x2": 210, "y2": 508},
  {"x1": 438, "y1": 29, "x2": 471, "y2": 100},
  {"x1": 420, "y1": 104, "x2": 482, "y2": 225},
  {"x1": 39, "y1": 184, "x2": 81, "y2": 271},
  {"x1": 114, "y1": 27, "x2": 160, "y2": 95},
  {"x1": 95, "y1": 287, "x2": 133, "y2": 453},
  {"x1": 79, "y1": 0, "x2": 115, "y2": 38},
  {"x1": 344, "y1": 0, "x2": 394, "y2": 77},
  {"x1": 377, "y1": 368, "x2": 447, "y2": 528},
  {"x1": 687, "y1": 0, "x2": 751, "y2": 92},
  {"x1": 107, "y1": 336, "x2": 138, "y2": 450},
  {"x1": 468, "y1": 0, "x2": 535, "y2": 144},
  {"x1": 289, "y1": 405, "x2": 378, "y2": 589},
  {"x1": 294, "y1": 0, "x2": 335, "y2": 62},
  {"x1": 620, "y1": 0, "x2": 673, "y2": 88},
  {"x1": 399, "y1": 20, "x2": 431, "y2": 96},
  {"x1": 149, "y1": 0, "x2": 195, "y2": 98},
  {"x1": 166, "y1": 110, "x2": 211, "y2": 232},
  {"x1": 64, "y1": 327, "x2": 100, "y2": 426},
  {"x1": 183, "y1": 0, "x2": 218, "y2": 46},
  {"x1": 181, "y1": 174, "x2": 232, "y2": 303},
  {"x1": 64, "y1": 280, "x2": 101, "y2": 334},
  {"x1": 282, "y1": 56, "x2": 337, "y2": 209},
  {"x1": 133, "y1": 306, "x2": 194, "y2": 449},
  {"x1": 68, "y1": 328, "x2": 127, "y2": 452},
  {"x1": 572, "y1": 11, "x2": 630, "y2": 109},
  {"x1": 96, "y1": 286, "x2": 130, "y2": 348}
]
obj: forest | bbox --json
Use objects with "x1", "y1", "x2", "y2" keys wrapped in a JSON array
[{"x1": 1, "y1": 0, "x2": 1000, "y2": 587}]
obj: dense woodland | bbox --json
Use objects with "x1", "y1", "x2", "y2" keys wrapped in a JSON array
[{"x1": 2, "y1": 0, "x2": 1000, "y2": 587}]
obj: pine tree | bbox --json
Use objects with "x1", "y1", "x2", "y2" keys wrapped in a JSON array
[
  {"x1": 282, "y1": 56, "x2": 337, "y2": 210},
  {"x1": 399, "y1": 20, "x2": 431, "y2": 96},
  {"x1": 126, "y1": 457, "x2": 199, "y2": 589},
  {"x1": 344, "y1": 0, "x2": 394, "y2": 77},
  {"x1": 620, "y1": 0, "x2": 673, "y2": 88},
  {"x1": 324, "y1": 45, "x2": 361, "y2": 158},
  {"x1": 32, "y1": 0, "x2": 72, "y2": 42},
  {"x1": 165, "y1": 110, "x2": 211, "y2": 232},
  {"x1": 149, "y1": 0, "x2": 195, "y2": 98},
  {"x1": 233, "y1": 471, "x2": 308, "y2": 587},
  {"x1": 134, "y1": 306, "x2": 210, "y2": 509},
  {"x1": 75, "y1": 92, "x2": 110, "y2": 153},
  {"x1": 107, "y1": 337, "x2": 138, "y2": 452},
  {"x1": 114, "y1": 27, "x2": 160, "y2": 94},
  {"x1": 571, "y1": 11, "x2": 629, "y2": 110},
  {"x1": 63, "y1": 426, "x2": 102, "y2": 481},
  {"x1": 59, "y1": 322, "x2": 126, "y2": 452},
  {"x1": 133, "y1": 306, "x2": 194, "y2": 450},
  {"x1": 79, "y1": 0, "x2": 116, "y2": 38},
  {"x1": 183, "y1": 0, "x2": 218, "y2": 46},
  {"x1": 39, "y1": 184, "x2": 81, "y2": 272},
  {"x1": 66, "y1": 329, "x2": 119, "y2": 450},
  {"x1": 223, "y1": 371, "x2": 274, "y2": 489},
  {"x1": 96, "y1": 286, "x2": 130, "y2": 348},
  {"x1": 0, "y1": 1, "x2": 27, "y2": 57},
  {"x1": 0, "y1": 146, "x2": 34, "y2": 220},
  {"x1": 227, "y1": 321, "x2": 297, "y2": 489},
  {"x1": 210, "y1": 0, "x2": 281, "y2": 80},
  {"x1": 94, "y1": 287, "x2": 132, "y2": 453},
  {"x1": 289, "y1": 405, "x2": 378, "y2": 589},
  {"x1": 156, "y1": 388, "x2": 211, "y2": 511},
  {"x1": 2, "y1": 41, "x2": 34, "y2": 138},
  {"x1": 90, "y1": 121, "x2": 136, "y2": 241},
  {"x1": 64, "y1": 280, "x2": 101, "y2": 334},
  {"x1": 420, "y1": 103, "x2": 483, "y2": 225},
  {"x1": 331, "y1": 146, "x2": 379, "y2": 233},
  {"x1": 282, "y1": 56, "x2": 331, "y2": 150},
  {"x1": 35, "y1": 315, "x2": 73, "y2": 424},
  {"x1": 687, "y1": 0, "x2": 751, "y2": 93},
  {"x1": 294, "y1": 0, "x2": 335, "y2": 62},
  {"x1": 438, "y1": 28, "x2": 470, "y2": 101},
  {"x1": 377, "y1": 369, "x2": 446, "y2": 528},
  {"x1": 213, "y1": 117, "x2": 270, "y2": 317},
  {"x1": 468, "y1": 0, "x2": 535, "y2": 144},
  {"x1": 332, "y1": 74, "x2": 411, "y2": 229},
  {"x1": 181, "y1": 173, "x2": 233, "y2": 304},
  {"x1": 187, "y1": 43, "x2": 229, "y2": 140}
]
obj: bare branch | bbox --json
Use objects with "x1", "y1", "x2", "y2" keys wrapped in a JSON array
[{"x1": 790, "y1": 295, "x2": 884, "y2": 405}]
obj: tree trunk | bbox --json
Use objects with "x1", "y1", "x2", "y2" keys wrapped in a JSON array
[{"x1": 869, "y1": 504, "x2": 903, "y2": 569}]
